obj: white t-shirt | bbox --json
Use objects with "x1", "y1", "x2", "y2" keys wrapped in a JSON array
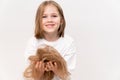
[{"x1": 24, "y1": 35, "x2": 77, "y2": 80}]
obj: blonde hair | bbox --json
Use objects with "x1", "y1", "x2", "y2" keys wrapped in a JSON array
[
  {"x1": 24, "y1": 45, "x2": 70, "y2": 80},
  {"x1": 35, "y1": 0, "x2": 66, "y2": 39}
]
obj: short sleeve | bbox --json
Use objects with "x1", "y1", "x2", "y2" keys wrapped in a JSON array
[
  {"x1": 64, "y1": 39, "x2": 77, "y2": 73},
  {"x1": 24, "y1": 37, "x2": 38, "y2": 67}
]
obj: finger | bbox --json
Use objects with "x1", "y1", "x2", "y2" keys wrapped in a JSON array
[
  {"x1": 49, "y1": 61, "x2": 54, "y2": 67},
  {"x1": 39, "y1": 61, "x2": 44, "y2": 69},
  {"x1": 41, "y1": 62, "x2": 45, "y2": 69},
  {"x1": 53, "y1": 62, "x2": 58, "y2": 69},
  {"x1": 38, "y1": 61, "x2": 42, "y2": 69},
  {"x1": 46, "y1": 62, "x2": 51, "y2": 70},
  {"x1": 47, "y1": 61, "x2": 55, "y2": 71},
  {"x1": 45, "y1": 67, "x2": 49, "y2": 71},
  {"x1": 54, "y1": 62, "x2": 57, "y2": 67},
  {"x1": 35, "y1": 61, "x2": 39, "y2": 69}
]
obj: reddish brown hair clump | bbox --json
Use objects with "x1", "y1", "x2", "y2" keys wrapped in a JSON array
[{"x1": 24, "y1": 45, "x2": 70, "y2": 80}]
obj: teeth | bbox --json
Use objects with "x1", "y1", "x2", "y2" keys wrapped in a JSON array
[
  {"x1": 46, "y1": 24, "x2": 54, "y2": 28},
  {"x1": 47, "y1": 24, "x2": 54, "y2": 26}
]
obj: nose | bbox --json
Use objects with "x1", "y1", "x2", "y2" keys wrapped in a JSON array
[{"x1": 47, "y1": 16, "x2": 52, "y2": 22}]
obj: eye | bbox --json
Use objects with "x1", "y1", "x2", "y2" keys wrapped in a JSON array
[
  {"x1": 42, "y1": 15, "x2": 47, "y2": 18},
  {"x1": 52, "y1": 15, "x2": 58, "y2": 17}
]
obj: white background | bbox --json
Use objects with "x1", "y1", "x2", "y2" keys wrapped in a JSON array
[{"x1": 0, "y1": 0, "x2": 120, "y2": 80}]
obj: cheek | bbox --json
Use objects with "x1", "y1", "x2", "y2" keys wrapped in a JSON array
[
  {"x1": 56, "y1": 19, "x2": 61, "y2": 24},
  {"x1": 42, "y1": 20, "x2": 46, "y2": 24}
]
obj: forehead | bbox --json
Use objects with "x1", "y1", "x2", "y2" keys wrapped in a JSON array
[{"x1": 43, "y1": 5, "x2": 59, "y2": 14}]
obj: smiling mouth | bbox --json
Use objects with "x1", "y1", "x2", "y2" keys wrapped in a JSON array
[{"x1": 46, "y1": 24, "x2": 55, "y2": 28}]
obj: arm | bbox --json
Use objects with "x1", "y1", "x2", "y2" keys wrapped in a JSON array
[
  {"x1": 47, "y1": 40, "x2": 77, "y2": 80},
  {"x1": 24, "y1": 37, "x2": 38, "y2": 67},
  {"x1": 24, "y1": 37, "x2": 44, "y2": 79},
  {"x1": 64, "y1": 40, "x2": 77, "y2": 79}
]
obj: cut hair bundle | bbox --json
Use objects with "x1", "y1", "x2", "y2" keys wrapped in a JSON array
[{"x1": 24, "y1": 45, "x2": 70, "y2": 80}]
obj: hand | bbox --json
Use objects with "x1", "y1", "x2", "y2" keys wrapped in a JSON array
[
  {"x1": 46, "y1": 61, "x2": 61, "y2": 78},
  {"x1": 35, "y1": 61, "x2": 45, "y2": 79}
]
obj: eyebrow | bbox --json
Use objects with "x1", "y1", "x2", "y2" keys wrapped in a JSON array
[{"x1": 43, "y1": 12, "x2": 59, "y2": 15}]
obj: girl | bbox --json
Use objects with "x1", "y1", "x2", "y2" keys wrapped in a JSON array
[{"x1": 24, "y1": 0, "x2": 77, "y2": 80}]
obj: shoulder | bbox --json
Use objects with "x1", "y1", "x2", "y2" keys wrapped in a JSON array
[
  {"x1": 62, "y1": 34, "x2": 74, "y2": 44},
  {"x1": 28, "y1": 36, "x2": 37, "y2": 42},
  {"x1": 59, "y1": 34, "x2": 75, "y2": 49},
  {"x1": 27, "y1": 36, "x2": 40, "y2": 46},
  {"x1": 61, "y1": 35, "x2": 76, "y2": 55}
]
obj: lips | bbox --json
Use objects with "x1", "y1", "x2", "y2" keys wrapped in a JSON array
[{"x1": 46, "y1": 24, "x2": 55, "y2": 28}]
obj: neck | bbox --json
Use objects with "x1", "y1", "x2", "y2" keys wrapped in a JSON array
[{"x1": 44, "y1": 33, "x2": 59, "y2": 42}]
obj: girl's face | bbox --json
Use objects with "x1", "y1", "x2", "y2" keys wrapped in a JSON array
[{"x1": 42, "y1": 5, "x2": 61, "y2": 35}]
